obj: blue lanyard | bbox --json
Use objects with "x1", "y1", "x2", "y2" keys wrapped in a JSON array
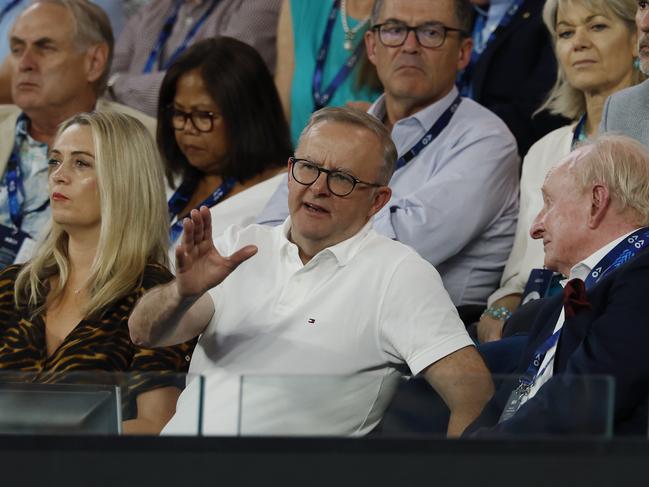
[
  {"x1": 394, "y1": 95, "x2": 462, "y2": 171},
  {"x1": 571, "y1": 114, "x2": 587, "y2": 149},
  {"x1": 519, "y1": 329, "x2": 561, "y2": 389},
  {"x1": 143, "y1": 0, "x2": 221, "y2": 74},
  {"x1": 585, "y1": 226, "x2": 649, "y2": 288},
  {"x1": 4, "y1": 143, "x2": 49, "y2": 233},
  {"x1": 312, "y1": 0, "x2": 366, "y2": 110},
  {"x1": 168, "y1": 176, "x2": 236, "y2": 243},
  {"x1": 517, "y1": 226, "x2": 649, "y2": 392},
  {"x1": 457, "y1": 0, "x2": 525, "y2": 95},
  {"x1": 0, "y1": 0, "x2": 21, "y2": 24}
]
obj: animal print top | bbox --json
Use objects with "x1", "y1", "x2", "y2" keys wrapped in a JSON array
[{"x1": 0, "y1": 263, "x2": 196, "y2": 418}]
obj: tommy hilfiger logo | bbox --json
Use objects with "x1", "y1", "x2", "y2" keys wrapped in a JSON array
[{"x1": 307, "y1": 318, "x2": 316, "y2": 325}]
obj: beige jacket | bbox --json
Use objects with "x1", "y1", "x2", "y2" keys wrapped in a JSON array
[{"x1": 0, "y1": 99, "x2": 156, "y2": 177}]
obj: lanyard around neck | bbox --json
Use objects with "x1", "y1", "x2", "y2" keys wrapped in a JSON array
[
  {"x1": 312, "y1": 0, "x2": 366, "y2": 110},
  {"x1": 394, "y1": 95, "x2": 462, "y2": 171},
  {"x1": 168, "y1": 176, "x2": 236, "y2": 244},
  {"x1": 143, "y1": 0, "x2": 221, "y2": 74}
]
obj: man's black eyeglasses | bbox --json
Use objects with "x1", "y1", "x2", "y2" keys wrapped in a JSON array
[
  {"x1": 372, "y1": 21, "x2": 467, "y2": 48},
  {"x1": 290, "y1": 157, "x2": 383, "y2": 197}
]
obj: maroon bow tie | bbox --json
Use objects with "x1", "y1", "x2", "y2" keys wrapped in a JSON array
[{"x1": 562, "y1": 278, "x2": 591, "y2": 319}]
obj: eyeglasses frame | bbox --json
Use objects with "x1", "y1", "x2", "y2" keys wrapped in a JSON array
[
  {"x1": 289, "y1": 157, "x2": 384, "y2": 197},
  {"x1": 371, "y1": 21, "x2": 467, "y2": 49},
  {"x1": 168, "y1": 105, "x2": 218, "y2": 133}
]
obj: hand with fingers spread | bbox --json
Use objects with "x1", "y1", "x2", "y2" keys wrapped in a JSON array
[{"x1": 175, "y1": 206, "x2": 258, "y2": 298}]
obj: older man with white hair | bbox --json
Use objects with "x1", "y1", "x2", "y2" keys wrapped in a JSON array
[{"x1": 468, "y1": 134, "x2": 649, "y2": 436}]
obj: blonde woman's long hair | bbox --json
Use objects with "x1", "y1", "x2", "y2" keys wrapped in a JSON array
[
  {"x1": 539, "y1": 0, "x2": 645, "y2": 120},
  {"x1": 15, "y1": 111, "x2": 169, "y2": 319}
]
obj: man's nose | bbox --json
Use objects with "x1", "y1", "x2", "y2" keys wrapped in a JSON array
[
  {"x1": 401, "y1": 28, "x2": 420, "y2": 52},
  {"x1": 17, "y1": 46, "x2": 37, "y2": 72},
  {"x1": 309, "y1": 171, "x2": 331, "y2": 195},
  {"x1": 529, "y1": 213, "x2": 545, "y2": 240}
]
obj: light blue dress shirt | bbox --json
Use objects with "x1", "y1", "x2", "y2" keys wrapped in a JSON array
[
  {"x1": 256, "y1": 87, "x2": 520, "y2": 306},
  {"x1": 0, "y1": 0, "x2": 125, "y2": 61}
]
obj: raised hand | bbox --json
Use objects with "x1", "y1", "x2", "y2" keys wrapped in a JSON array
[{"x1": 175, "y1": 206, "x2": 257, "y2": 297}]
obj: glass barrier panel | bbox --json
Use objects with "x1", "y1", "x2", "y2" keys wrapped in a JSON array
[
  {"x1": 237, "y1": 373, "x2": 400, "y2": 437},
  {"x1": 0, "y1": 370, "x2": 202, "y2": 436},
  {"x1": 232, "y1": 373, "x2": 614, "y2": 439}
]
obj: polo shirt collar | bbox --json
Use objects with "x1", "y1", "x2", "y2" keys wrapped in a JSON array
[
  {"x1": 280, "y1": 217, "x2": 374, "y2": 267},
  {"x1": 368, "y1": 86, "x2": 460, "y2": 134}
]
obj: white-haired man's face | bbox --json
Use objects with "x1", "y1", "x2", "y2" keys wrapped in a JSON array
[{"x1": 529, "y1": 148, "x2": 595, "y2": 276}]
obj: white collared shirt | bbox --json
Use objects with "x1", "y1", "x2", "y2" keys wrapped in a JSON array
[
  {"x1": 164, "y1": 219, "x2": 473, "y2": 436},
  {"x1": 257, "y1": 86, "x2": 520, "y2": 306},
  {"x1": 522, "y1": 230, "x2": 638, "y2": 403}
]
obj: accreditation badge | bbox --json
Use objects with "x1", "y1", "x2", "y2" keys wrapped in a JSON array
[{"x1": 0, "y1": 224, "x2": 36, "y2": 269}]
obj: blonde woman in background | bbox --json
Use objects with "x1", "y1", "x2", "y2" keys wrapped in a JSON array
[
  {"x1": 0, "y1": 111, "x2": 194, "y2": 434},
  {"x1": 477, "y1": 0, "x2": 645, "y2": 343}
]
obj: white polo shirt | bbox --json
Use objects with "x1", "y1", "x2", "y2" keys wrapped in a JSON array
[{"x1": 164, "y1": 219, "x2": 473, "y2": 436}]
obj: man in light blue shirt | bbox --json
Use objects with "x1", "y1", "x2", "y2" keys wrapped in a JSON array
[{"x1": 256, "y1": 0, "x2": 519, "y2": 313}]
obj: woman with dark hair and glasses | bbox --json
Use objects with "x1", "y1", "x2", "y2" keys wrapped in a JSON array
[{"x1": 157, "y1": 37, "x2": 292, "y2": 247}]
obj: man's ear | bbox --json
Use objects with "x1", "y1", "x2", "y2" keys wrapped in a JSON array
[
  {"x1": 368, "y1": 186, "x2": 392, "y2": 217},
  {"x1": 457, "y1": 37, "x2": 473, "y2": 71},
  {"x1": 365, "y1": 30, "x2": 378, "y2": 66},
  {"x1": 84, "y1": 42, "x2": 108, "y2": 84},
  {"x1": 588, "y1": 184, "x2": 611, "y2": 229}
]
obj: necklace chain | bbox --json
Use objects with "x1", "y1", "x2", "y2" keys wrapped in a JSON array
[{"x1": 340, "y1": 0, "x2": 370, "y2": 51}]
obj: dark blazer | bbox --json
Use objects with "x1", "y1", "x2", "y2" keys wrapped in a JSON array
[
  {"x1": 467, "y1": 246, "x2": 649, "y2": 437},
  {"x1": 469, "y1": 0, "x2": 568, "y2": 156}
]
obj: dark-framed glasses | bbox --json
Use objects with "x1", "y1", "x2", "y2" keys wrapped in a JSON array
[
  {"x1": 372, "y1": 21, "x2": 466, "y2": 48},
  {"x1": 169, "y1": 106, "x2": 218, "y2": 133},
  {"x1": 290, "y1": 157, "x2": 383, "y2": 197}
]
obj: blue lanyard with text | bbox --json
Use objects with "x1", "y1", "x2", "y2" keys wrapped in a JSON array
[
  {"x1": 458, "y1": 0, "x2": 525, "y2": 95},
  {"x1": 4, "y1": 144, "x2": 49, "y2": 233},
  {"x1": 585, "y1": 226, "x2": 649, "y2": 288},
  {"x1": 168, "y1": 176, "x2": 236, "y2": 243},
  {"x1": 395, "y1": 95, "x2": 462, "y2": 171},
  {"x1": 312, "y1": 0, "x2": 365, "y2": 110},
  {"x1": 0, "y1": 0, "x2": 22, "y2": 24},
  {"x1": 508, "y1": 226, "x2": 649, "y2": 410},
  {"x1": 142, "y1": 0, "x2": 221, "y2": 74},
  {"x1": 571, "y1": 114, "x2": 587, "y2": 149}
]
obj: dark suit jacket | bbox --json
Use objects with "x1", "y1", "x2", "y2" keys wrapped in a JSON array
[
  {"x1": 469, "y1": 0, "x2": 568, "y2": 156},
  {"x1": 466, "y1": 247, "x2": 649, "y2": 436}
]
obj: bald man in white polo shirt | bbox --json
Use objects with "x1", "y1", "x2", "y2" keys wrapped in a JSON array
[{"x1": 129, "y1": 107, "x2": 493, "y2": 437}]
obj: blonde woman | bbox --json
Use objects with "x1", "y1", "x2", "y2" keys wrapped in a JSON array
[
  {"x1": 477, "y1": 0, "x2": 645, "y2": 343},
  {"x1": 0, "y1": 111, "x2": 194, "y2": 434}
]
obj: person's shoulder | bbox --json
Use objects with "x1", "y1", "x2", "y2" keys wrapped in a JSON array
[
  {"x1": 141, "y1": 263, "x2": 173, "y2": 290},
  {"x1": 215, "y1": 222, "x2": 281, "y2": 253},
  {"x1": 0, "y1": 105, "x2": 21, "y2": 123},
  {"x1": 607, "y1": 79, "x2": 649, "y2": 109},
  {"x1": 524, "y1": 124, "x2": 573, "y2": 161},
  {"x1": 0, "y1": 264, "x2": 24, "y2": 284},
  {"x1": 363, "y1": 230, "x2": 433, "y2": 268},
  {"x1": 96, "y1": 99, "x2": 157, "y2": 135},
  {"x1": 456, "y1": 97, "x2": 516, "y2": 140}
]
